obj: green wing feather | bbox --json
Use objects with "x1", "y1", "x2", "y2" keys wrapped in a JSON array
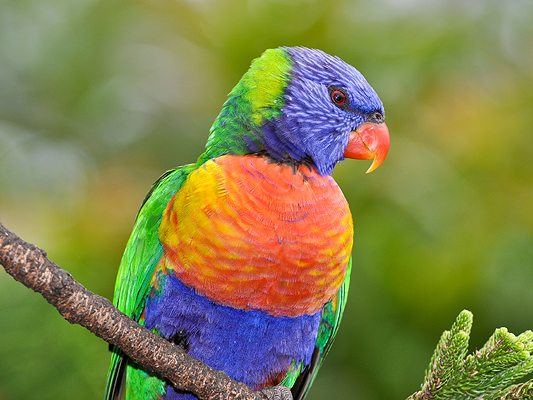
[
  {"x1": 284, "y1": 256, "x2": 352, "y2": 400},
  {"x1": 104, "y1": 164, "x2": 197, "y2": 400}
]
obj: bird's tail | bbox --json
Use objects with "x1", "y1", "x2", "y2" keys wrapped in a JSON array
[{"x1": 104, "y1": 346, "x2": 128, "y2": 400}]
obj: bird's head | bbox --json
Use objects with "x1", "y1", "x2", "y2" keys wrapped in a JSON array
[{"x1": 200, "y1": 47, "x2": 389, "y2": 175}]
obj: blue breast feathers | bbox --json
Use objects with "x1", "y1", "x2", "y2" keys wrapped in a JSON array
[{"x1": 144, "y1": 274, "x2": 322, "y2": 399}]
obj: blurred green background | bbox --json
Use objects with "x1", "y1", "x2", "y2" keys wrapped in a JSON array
[{"x1": 1, "y1": 0, "x2": 532, "y2": 399}]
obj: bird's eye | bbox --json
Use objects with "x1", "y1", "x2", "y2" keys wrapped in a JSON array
[
  {"x1": 331, "y1": 90, "x2": 346, "y2": 105},
  {"x1": 328, "y1": 85, "x2": 350, "y2": 110}
]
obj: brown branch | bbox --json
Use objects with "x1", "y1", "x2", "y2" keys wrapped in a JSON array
[{"x1": 0, "y1": 222, "x2": 291, "y2": 400}]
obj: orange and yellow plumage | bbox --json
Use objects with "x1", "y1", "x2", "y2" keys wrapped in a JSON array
[{"x1": 159, "y1": 155, "x2": 353, "y2": 317}]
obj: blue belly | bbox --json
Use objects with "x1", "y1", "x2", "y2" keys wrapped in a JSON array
[{"x1": 144, "y1": 274, "x2": 321, "y2": 399}]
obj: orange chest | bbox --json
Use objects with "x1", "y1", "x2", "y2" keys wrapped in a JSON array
[{"x1": 159, "y1": 155, "x2": 353, "y2": 317}]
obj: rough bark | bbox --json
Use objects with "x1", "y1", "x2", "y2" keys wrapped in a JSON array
[{"x1": 0, "y1": 222, "x2": 291, "y2": 400}]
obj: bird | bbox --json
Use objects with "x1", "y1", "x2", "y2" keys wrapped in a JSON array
[{"x1": 104, "y1": 46, "x2": 389, "y2": 400}]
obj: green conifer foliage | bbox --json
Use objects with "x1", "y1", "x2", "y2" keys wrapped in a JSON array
[{"x1": 409, "y1": 310, "x2": 533, "y2": 400}]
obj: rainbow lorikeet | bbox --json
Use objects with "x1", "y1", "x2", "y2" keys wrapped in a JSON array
[{"x1": 104, "y1": 47, "x2": 389, "y2": 400}]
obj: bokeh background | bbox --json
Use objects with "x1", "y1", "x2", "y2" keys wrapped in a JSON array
[{"x1": 1, "y1": 0, "x2": 532, "y2": 399}]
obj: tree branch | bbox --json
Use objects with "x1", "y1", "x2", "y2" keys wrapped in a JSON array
[
  {"x1": 6, "y1": 220, "x2": 533, "y2": 400},
  {"x1": 0, "y1": 222, "x2": 289, "y2": 400}
]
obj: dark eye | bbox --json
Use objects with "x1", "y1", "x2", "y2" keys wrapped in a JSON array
[
  {"x1": 328, "y1": 85, "x2": 350, "y2": 111},
  {"x1": 331, "y1": 90, "x2": 346, "y2": 105}
]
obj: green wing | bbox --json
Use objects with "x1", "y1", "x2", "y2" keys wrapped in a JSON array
[
  {"x1": 284, "y1": 257, "x2": 353, "y2": 400},
  {"x1": 104, "y1": 164, "x2": 197, "y2": 400}
]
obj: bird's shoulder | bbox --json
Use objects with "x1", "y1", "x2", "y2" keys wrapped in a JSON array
[{"x1": 113, "y1": 163, "x2": 197, "y2": 318}]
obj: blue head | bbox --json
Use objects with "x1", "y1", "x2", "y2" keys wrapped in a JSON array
[{"x1": 202, "y1": 47, "x2": 388, "y2": 175}]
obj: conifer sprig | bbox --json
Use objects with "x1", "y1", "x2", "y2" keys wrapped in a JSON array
[{"x1": 408, "y1": 310, "x2": 533, "y2": 400}]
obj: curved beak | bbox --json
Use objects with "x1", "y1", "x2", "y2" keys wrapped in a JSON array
[{"x1": 343, "y1": 122, "x2": 390, "y2": 173}]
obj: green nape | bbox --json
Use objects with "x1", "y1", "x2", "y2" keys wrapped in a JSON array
[
  {"x1": 242, "y1": 47, "x2": 292, "y2": 125},
  {"x1": 197, "y1": 47, "x2": 292, "y2": 166}
]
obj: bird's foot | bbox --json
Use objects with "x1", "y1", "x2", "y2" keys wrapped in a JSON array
[{"x1": 259, "y1": 386, "x2": 293, "y2": 400}]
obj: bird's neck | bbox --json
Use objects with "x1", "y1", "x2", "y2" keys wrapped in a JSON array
[
  {"x1": 196, "y1": 48, "x2": 292, "y2": 167},
  {"x1": 196, "y1": 94, "x2": 263, "y2": 166}
]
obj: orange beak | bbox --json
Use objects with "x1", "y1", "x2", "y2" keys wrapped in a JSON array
[{"x1": 343, "y1": 122, "x2": 390, "y2": 173}]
